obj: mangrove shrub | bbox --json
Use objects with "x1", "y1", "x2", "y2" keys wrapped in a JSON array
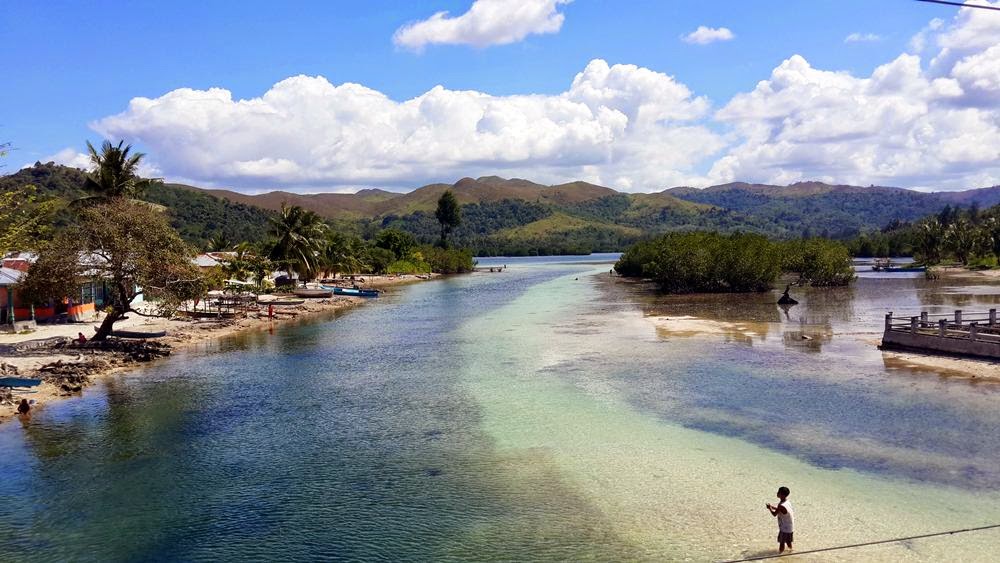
[{"x1": 616, "y1": 232, "x2": 855, "y2": 292}]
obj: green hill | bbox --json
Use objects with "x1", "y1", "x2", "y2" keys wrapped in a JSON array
[
  {"x1": 4, "y1": 163, "x2": 992, "y2": 255},
  {"x1": 1, "y1": 163, "x2": 275, "y2": 248}
]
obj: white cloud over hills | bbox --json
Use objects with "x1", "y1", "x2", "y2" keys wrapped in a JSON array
[
  {"x1": 393, "y1": 0, "x2": 571, "y2": 51},
  {"x1": 52, "y1": 2, "x2": 1000, "y2": 193}
]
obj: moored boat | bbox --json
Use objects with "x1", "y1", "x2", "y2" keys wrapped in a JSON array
[
  {"x1": 110, "y1": 330, "x2": 168, "y2": 339},
  {"x1": 179, "y1": 310, "x2": 238, "y2": 319},
  {"x1": 260, "y1": 298, "x2": 305, "y2": 306},
  {"x1": 293, "y1": 289, "x2": 333, "y2": 298},
  {"x1": 0, "y1": 377, "x2": 42, "y2": 389},
  {"x1": 872, "y1": 257, "x2": 926, "y2": 272},
  {"x1": 321, "y1": 285, "x2": 379, "y2": 298}
]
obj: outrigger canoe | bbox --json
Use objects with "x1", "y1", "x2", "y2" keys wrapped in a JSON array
[
  {"x1": 0, "y1": 377, "x2": 42, "y2": 389},
  {"x1": 293, "y1": 289, "x2": 333, "y2": 298},
  {"x1": 110, "y1": 330, "x2": 168, "y2": 339},
  {"x1": 321, "y1": 285, "x2": 379, "y2": 298}
]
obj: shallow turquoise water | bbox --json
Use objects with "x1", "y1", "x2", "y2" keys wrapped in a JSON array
[{"x1": 1, "y1": 255, "x2": 999, "y2": 561}]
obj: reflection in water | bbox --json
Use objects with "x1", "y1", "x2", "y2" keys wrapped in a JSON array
[{"x1": 2, "y1": 257, "x2": 1000, "y2": 560}]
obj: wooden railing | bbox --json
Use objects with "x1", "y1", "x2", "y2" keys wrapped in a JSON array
[{"x1": 884, "y1": 309, "x2": 1000, "y2": 343}]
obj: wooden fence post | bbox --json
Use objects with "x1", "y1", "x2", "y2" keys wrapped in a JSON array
[
  {"x1": 955, "y1": 310, "x2": 963, "y2": 327},
  {"x1": 920, "y1": 311, "x2": 928, "y2": 328},
  {"x1": 885, "y1": 312, "x2": 893, "y2": 331},
  {"x1": 970, "y1": 322, "x2": 978, "y2": 342},
  {"x1": 939, "y1": 318, "x2": 947, "y2": 337},
  {"x1": 911, "y1": 316, "x2": 919, "y2": 333}
]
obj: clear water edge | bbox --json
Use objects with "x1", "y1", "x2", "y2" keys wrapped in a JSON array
[{"x1": 1, "y1": 254, "x2": 999, "y2": 561}]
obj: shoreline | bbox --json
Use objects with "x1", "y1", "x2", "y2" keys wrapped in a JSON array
[{"x1": 0, "y1": 273, "x2": 438, "y2": 424}]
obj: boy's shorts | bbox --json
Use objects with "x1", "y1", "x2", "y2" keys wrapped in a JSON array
[{"x1": 778, "y1": 532, "x2": 794, "y2": 544}]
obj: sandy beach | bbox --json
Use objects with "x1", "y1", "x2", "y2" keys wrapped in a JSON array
[{"x1": 0, "y1": 273, "x2": 437, "y2": 424}]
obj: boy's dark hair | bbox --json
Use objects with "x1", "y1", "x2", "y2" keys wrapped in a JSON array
[{"x1": 778, "y1": 486, "x2": 790, "y2": 497}]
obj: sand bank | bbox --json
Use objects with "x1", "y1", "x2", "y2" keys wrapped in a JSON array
[
  {"x1": 646, "y1": 315, "x2": 769, "y2": 342},
  {"x1": 0, "y1": 273, "x2": 438, "y2": 423}
]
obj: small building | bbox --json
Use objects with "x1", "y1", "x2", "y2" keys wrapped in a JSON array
[{"x1": 1, "y1": 251, "x2": 130, "y2": 328}]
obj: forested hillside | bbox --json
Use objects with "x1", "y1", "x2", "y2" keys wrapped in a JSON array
[
  {"x1": 1, "y1": 163, "x2": 275, "y2": 248},
  {"x1": 4, "y1": 164, "x2": 989, "y2": 255}
]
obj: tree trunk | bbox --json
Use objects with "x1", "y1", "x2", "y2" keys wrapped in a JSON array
[
  {"x1": 93, "y1": 306, "x2": 125, "y2": 341},
  {"x1": 93, "y1": 282, "x2": 132, "y2": 341}
]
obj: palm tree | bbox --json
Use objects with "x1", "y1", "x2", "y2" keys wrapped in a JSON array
[
  {"x1": 82, "y1": 140, "x2": 160, "y2": 200},
  {"x1": 268, "y1": 204, "x2": 328, "y2": 282},
  {"x1": 322, "y1": 232, "x2": 365, "y2": 277},
  {"x1": 207, "y1": 235, "x2": 233, "y2": 252}
]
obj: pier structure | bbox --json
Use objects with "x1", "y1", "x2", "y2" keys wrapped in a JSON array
[{"x1": 880, "y1": 309, "x2": 1000, "y2": 360}]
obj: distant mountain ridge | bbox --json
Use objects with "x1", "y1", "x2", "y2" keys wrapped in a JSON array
[{"x1": 6, "y1": 162, "x2": 999, "y2": 254}]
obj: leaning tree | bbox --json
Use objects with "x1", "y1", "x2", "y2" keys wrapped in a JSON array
[{"x1": 19, "y1": 198, "x2": 204, "y2": 340}]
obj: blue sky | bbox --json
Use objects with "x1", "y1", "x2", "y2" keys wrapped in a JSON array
[{"x1": 3, "y1": 1, "x2": 999, "y2": 192}]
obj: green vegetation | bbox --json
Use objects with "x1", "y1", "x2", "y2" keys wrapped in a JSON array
[
  {"x1": 616, "y1": 232, "x2": 854, "y2": 293},
  {"x1": 780, "y1": 238, "x2": 856, "y2": 287},
  {"x1": 1, "y1": 162, "x2": 275, "y2": 248},
  {"x1": 435, "y1": 190, "x2": 461, "y2": 248},
  {"x1": 78, "y1": 140, "x2": 158, "y2": 202},
  {"x1": 849, "y1": 203, "x2": 1000, "y2": 268},
  {"x1": 20, "y1": 142, "x2": 204, "y2": 340},
  {"x1": 268, "y1": 204, "x2": 328, "y2": 281}
]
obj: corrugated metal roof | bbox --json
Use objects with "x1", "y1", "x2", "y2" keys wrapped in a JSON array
[
  {"x1": 193, "y1": 254, "x2": 222, "y2": 267},
  {"x1": 0, "y1": 267, "x2": 25, "y2": 287}
]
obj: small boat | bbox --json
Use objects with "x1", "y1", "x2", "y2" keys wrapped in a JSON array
[
  {"x1": 179, "y1": 310, "x2": 238, "y2": 319},
  {"x1": 110, "y1": 330, "x2": 167, "y2": 339},
  {"x1": 293, "y1": 289, "x2": 333, "y2": 298},
  {"x1": 0, "y1": 377, "x2": 42, "y2": 389},
  {"x1": 261, "y1": 299, "x2": 305, "y2": 306},
  {"x1": 872, "y1": 258, "x2": 926, "y2": 273},
  {"x1": 321, "y1": 285, "x2": 379, "y2": 298}
]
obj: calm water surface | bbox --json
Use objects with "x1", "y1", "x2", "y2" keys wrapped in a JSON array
[{"x1": 1, "y1": 254, "x2": 999, "y2": 561}]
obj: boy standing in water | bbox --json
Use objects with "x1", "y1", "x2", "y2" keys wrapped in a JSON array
[{"x1": 766, "y1": 486, "x2": 794, "y2": 553}]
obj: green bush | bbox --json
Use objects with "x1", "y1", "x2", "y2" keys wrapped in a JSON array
[
  {"x1": 421, "y1": 245, "x2": 476, "y2": 274},
  {"x1": 386, "y1": 259, "x2": 431, "y2": 275},
  {"x1": 616, "y1": 232, "x2": 780, "y2": 293},
  {"x1": 616, "y1": 232, "x2": 854, "y2": 292},
  {"x1": 781, "y1": 238, "x2": 855, "y2": 286}
]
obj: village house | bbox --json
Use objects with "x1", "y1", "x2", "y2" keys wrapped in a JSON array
[{"x1": 1, "y1": 251, "x2": 139, "y2": 331}]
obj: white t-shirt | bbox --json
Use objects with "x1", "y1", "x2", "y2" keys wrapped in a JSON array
[{"x1": 777, "y1": 501, "x2": 794, "y2": 533}]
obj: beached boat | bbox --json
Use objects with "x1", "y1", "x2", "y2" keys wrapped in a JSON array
[
  {"x1": 260, "y1": 299, "x2": 305, "y2": 306},
  {"x1": 0, "y1": 377, "x2": 42, "y2": 389},
  {"x1": 110, "y1": 330, "x2": 167, "y2": 339},
  {"x1": 179, "y1": 310, "x2": 238, "y2": 319},
  {"x1": 293, "y1": 289, "x2": 333, "y2": 298},
  {"x1": 321, "y1": 285, "x2": 379, "y2": 298},
  {"x1": 872, "y1": 258, "x2": 926, "y2": 273}
]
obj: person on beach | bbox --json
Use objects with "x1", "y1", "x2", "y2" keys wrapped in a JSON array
[
  {"x1": 17, "y1": 399, "x2": 30, "y2": 415},
  {"x1": 76, "y1": 332, "x2": 87, "y2": 345},
  {"x1": 766, "y1": 486, "x2": 794, "y2": 553}
]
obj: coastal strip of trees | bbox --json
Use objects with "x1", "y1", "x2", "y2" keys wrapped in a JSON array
[
  {"x1": 3, "y1": 140, "x2": 477, "y2": 338},
  {"x1": 615, "y1": 232, "x2": 854, "y2": 293},
  {"x1": 849, "y1": 204, "x2": 1000, "y2": 268}
]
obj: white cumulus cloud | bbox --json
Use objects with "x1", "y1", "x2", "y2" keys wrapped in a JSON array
[
  {"x1": 393, "y1": 0, "x2": 571, "y2": 51},
  {"x1": 92, "y1": 59, "x2": 722, "y2": 192},
  {"x1": 37, "y1": 147, "x2": 92, "y2": 170},
  {"x1": 681, "y1": 26, "x2": 734, "y2": 45},
  {"x1": 88, "y1": 3, "x2": 1000, "y2": 193},
  {"x1": 710, "y1": 17, "x2": 1000, "y2": 190},
  {"x1": 844, "y1": 32, "x2": 882, "y2": 43}
]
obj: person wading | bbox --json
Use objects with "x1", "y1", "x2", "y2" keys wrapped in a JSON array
[{"x1": 766, "y1": 486, "x2": 794, "y2": 553}]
